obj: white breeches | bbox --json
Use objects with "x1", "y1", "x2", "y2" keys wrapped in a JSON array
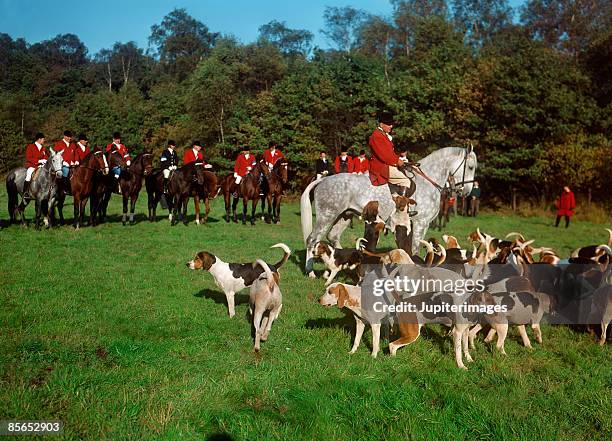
[
  {"x1": 26, "y1": 167, "x2": 36, "y2": 181},
  {"x1": 234, "y1": 173, "x2": 242, "y2": 185},
  {"x1": 163, "y1": 169, "x2": 170, "y2": 179}
]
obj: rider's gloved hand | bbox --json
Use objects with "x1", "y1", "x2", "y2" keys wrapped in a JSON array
[
  {"x1": 396, "y1": 159, "x2": 405, "y2": 168},
  {"x1": 126, "y1": 160, "x2": 131, "y2": 166}
]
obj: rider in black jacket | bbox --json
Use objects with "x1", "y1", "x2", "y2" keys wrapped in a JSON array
[{"x1": 160, "y1": 140, "x2": 179, "y2": 194}]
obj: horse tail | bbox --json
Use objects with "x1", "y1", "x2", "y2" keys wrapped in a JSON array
[
  {"x1": 6, "y1": 172, "x2": 18, "y2": 222},
  {"x1": 300, "y1": 177, "x2": 324, "y2": 244},
  {"x1": 271, "y1": 243, "x2": 291, "y2": 269}
]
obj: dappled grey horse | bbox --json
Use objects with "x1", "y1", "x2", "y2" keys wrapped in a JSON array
[
  {"x1": 300, "y1": 146, "x2": 477, "y2": 274},
  {"x1": 6, "y1": 151, "x2": 63, "y2": 229}
]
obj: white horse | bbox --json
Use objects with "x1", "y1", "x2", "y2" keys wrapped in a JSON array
[{"x1": 300, "y1": 146, "x2": 477, "y2": 274}]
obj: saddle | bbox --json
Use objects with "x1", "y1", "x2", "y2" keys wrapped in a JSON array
[{"x1": 32, "y1": 167, "x2": 42, "y2": 181}]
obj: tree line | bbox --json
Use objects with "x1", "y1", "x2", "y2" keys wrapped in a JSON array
[{"x1": 1, "y1": 0, "x2": 610, "y2": 203}]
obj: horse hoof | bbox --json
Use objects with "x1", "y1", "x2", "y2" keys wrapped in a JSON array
[{"x1": 265, "y1": 219, "x2": 271, "y2": 224}]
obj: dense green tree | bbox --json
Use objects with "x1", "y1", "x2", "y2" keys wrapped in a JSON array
[{"x1": 258, "y1": 20, "x2": 313, "y2": 56}]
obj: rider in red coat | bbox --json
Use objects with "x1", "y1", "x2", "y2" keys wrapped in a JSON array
[
  {"x1": 183, "y1": 141, "x2": 205, "y2": 165},
  {"x1": 555, "y1": 186, "x2": 576, "y2": 228},
  {"x1": 24, "y1": 132, "x2": 48, "y2": 196},
  {"x1": 369, "y1": 110, "x2": 416, "y2": 214},
  {"x1": 53, "y1": 130, "x2": 75, "y2": 158},
  {"x1": 234, "y1": 148, "x2": 257, "y2": 182},
  {"x1": 353, "y1": 150, "x2": 370, "y2": 174},
  {"x1": 334, "y1": 149, "x2": 354, "y2": 173},
  {"x1": 263, "y1": 141, "x2": 284, "y2": 170},
  {"x1": 106, "y1": 132, "x2": 131, "y2": 179}
]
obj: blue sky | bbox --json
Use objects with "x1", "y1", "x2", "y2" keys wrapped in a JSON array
[{"x1": 1, "y1": 0, "x2": 525, "y2": 55}]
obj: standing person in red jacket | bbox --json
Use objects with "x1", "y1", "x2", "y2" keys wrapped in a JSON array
[
  {"x1": 263, "y1": 141, "x2": 284, "y2": 170},
  {"x1": 23, "y1": 132, "x2": 48, "y2": 197},
  {"x1": 353, "y1": 149, "x2": 369, "y2": 175},
  {"x1": 233, "y1": 146, "x2": 257, "y2": 197},
  {"x1": 555, "y1": 186, "x2": 576, "y2": 228},
  {"x1": 368, "y1": 110, "x2": 416, "y2": 214},
  {"x1": 334, "y1": 148, "x2": 354, "y2": 173},
  {"x1": 106, "y1": 132, "x2": 131, "y2": 179}
]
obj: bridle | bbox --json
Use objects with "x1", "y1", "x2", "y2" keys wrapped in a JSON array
[{"x1": 409, "y1": 147, "x2": 475, "y2": 193}]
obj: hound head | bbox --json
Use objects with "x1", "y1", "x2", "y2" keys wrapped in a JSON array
[
  {"x1": 313, "y1": 242, "x2": 333, "y2": 258},
  {"x1": 186, "y1": 251, "x2": 216, "y2": 271},
  {"x1": 442, "y1": 234, "x2": 459, "y2": 249},
  {"x1": 393, "y1": 195, "x2": 417, "y2": 213},
  {"x1": 318, "y1": 283, "x2": 358, "y2": 309}
]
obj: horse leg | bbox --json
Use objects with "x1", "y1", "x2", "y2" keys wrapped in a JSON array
[
  {"x1": 129, "y1": 194, "x2": 137, "y2": 225},
  {"x1": 274, "y1": 194, "x2": 281, "y2": 224},
  {"x1": 34, "y1": 199, "x2": 41, "y2": 230},
  {"x1": 204, "y1": 197, "x2": 210, "y2": 223},
  {"x1": 242, "y1": 198, "x2": 248, "y2": 225},
  {"x1": 182, "y1": 196, "x2": 189, "y2": 225},
  {"x1": 410, "y1": 220, "x2": 427, "y2": 255},
  {"x1": 122, "y1": 192, "x2": 128, "y2": 225},
  {"x1": 251, "y1": 198, "x2": 259, "y2": 226},
  {"x1": 327, "y1": 215, "x2": 352, "y2": 249},
  {"x1": 223, "y1": 191, "x2": 231, "y2": 223},
  {"x1": 260, "y1": 195, "x2": 266, "y2": 221},
  {"x1": 194, "y1": 195, "x2": 200, "y2": 225},
  {"x1": 80, "y1": 198, "x2": 89, "y2": 229},
  {"x1": 265, "y1": 195, "x2": 272, "y2": 224},
  {"x1": 232, "y1": 196, "x2": 239, "y2": 223},
  {"x1": 73, "y1": 196, "x2": 80, "y2": 229},
  {"x1": 57, "y1": 192, "x2": 65, "y2": 225}
]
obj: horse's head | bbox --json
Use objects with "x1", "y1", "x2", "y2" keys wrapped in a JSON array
[
  {"x1": 107, "y1": 149, "x2": 127, "y2": 170},
  {"x1": 274, "y1": 160, "x2": 289, "y2": 184},
  {"x1": 194, "y1": 164, "x2": 207, "y2": 186},
  {"x1": 141, "y1": 152, "x2": 154, "y2": 176},
  {"x1": 93, "y1": 149, "x2": 110, "y2": 175},
  {"x1": 48, "y1": 151, "x2": 63, "y2": 178},
  {"x1": 449, "y1": 145, "x2": 477, "y2": 196}
]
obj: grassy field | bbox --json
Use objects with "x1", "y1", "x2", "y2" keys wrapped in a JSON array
[{"x1": 0, "y1": 190, "x2": 610, "y2": 440}]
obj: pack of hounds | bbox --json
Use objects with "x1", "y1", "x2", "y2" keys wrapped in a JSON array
[{"x1": 187, "y1": 198, "x2": 611, "y2": 369}]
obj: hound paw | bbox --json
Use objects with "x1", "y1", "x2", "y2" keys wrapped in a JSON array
[{"x1": 307, "y1": 271, "x2": 316, "y2": 279}]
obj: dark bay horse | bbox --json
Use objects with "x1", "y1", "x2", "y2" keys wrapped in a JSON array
[
  {"x1": 70, "y1": 150, "x2": 110, "y2": 229},
  {"x1": 89, "y1": 151, "x2": 127, "y2": 225},
  {"x1": 221, "y1": 162, "x2": 264, "y2": 225},
  {"x1": 260, "y1": 160, "x2": 289, "y2": 224},
  {"x1": 114, "y1": 152, "x2": 153, "y2": 225},
  {"x1": 6, "y1": 151, "x2": 63, "y2": 229},
  {"x1": 146, "y1": 166, "x2": 217, "y2": 225}
]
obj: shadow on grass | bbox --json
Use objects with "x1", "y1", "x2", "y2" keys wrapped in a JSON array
[{"x1": 194, "y1": 288, "x2": 249, "y2": 310}]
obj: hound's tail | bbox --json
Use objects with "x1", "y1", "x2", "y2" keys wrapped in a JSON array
[
  {"x1": 300, "y1": 178, "x2": 324, "y2": 244},
  {"x1": 254, "y1": 259, "x2": 276, "y2": 290},
  {"x1": 271, "y1": 243, "x2": 292, "y2": 269}
]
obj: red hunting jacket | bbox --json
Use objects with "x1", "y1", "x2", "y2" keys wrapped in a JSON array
[
  {"x1": 353, "y1": 156, "x2": 370, "y2": 174},
  {"x1": 334, "y1": 155, "x2": 354, "y2": 173},
  {"x1": 556, "y1": 191, "x2": 576, "y2": 217},
  {"x1": 68, "y1": 143, "x2": 91, "y2": 164},
  {"x1": 263, "y1": 149, "x2": 284, "y2": 167},
  {"x1": 25, "y1": 143, "x2": 48, "y2": 168},
  {"x1": 234, "y1": 153, "x2": 257, "y2": 177},
  {"x1": 183, "y1": 148, "x2": 204, "y2": 165},
  {"x1": 368, "y1": 128, "x2": 399, "y2": 186},
  {"x1": 53, "y1": 139, "x2": 74, "y2": 155},
  {"x1": 106, "y1": 143, "x2": 131, "y2": 162}
]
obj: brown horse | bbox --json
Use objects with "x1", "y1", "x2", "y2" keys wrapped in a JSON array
[
  {"x1": 70, "y1": 150, "x2": 110, "y2": 229},
  {"x1": 116, "y1": 152, "x2": 153, "y2": 225},
  {"x1": 146, "y1": 166, "x2": 217, "y2": 224},
  {"x1": 221, "y1": 162, "x2": 264, "y2": 225},
  {"x1": 260, "y1": 159, "x2": 289, "y2": 224},
  {"x1": 88, "y1": 150, "x2": 128, "y2": 226},
  {"x1": 432, "y1": 185, "x2": 452, "y2": 231}
]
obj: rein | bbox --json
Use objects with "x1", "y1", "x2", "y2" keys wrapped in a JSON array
[{"x1": 409, "y1": 147, "x2": 474, "y2": 192}]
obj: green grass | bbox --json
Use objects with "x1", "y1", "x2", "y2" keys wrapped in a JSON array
[{"x1": 0, "y1": 190, "x2": 610, "y2": 440}]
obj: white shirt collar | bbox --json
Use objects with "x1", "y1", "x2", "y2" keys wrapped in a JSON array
[
  {"x1": 35, "y1": 142, "x2": 42, "y2": 149},
  {"x1": 63, "y1": 139, "x2": 70, "y2": 146},
  {"x1": 78, "y1": 142, "x2": 86, "y2": 150}
]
